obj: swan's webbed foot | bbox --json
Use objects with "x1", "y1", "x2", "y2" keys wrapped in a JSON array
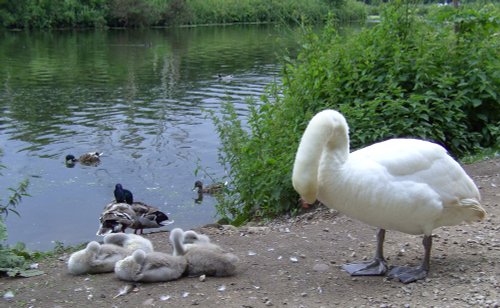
[
  {"x1": 342, "y1": 258, "x2": 388, "y2": 276},
  {"x1": 387, "y1": 266, "x2": 427, "y2": 284}
]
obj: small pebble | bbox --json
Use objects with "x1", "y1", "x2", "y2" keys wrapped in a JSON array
[
  {"x1": 313, "y1": 263, "x2": 329, "y2": 272},
  {"x1": 3, "y1": 291, "x2": 14, "y2": 301}
]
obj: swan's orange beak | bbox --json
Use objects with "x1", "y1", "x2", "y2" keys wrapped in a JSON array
[{"x1": 299, "y1": 197, "x2": 311, "y2": 209}]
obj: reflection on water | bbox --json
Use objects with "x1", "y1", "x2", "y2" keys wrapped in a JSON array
[{"x1": 0, "y1": 25, "x2": 298, "y2": 251}]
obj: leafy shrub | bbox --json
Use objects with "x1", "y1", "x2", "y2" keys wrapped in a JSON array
[
  {"x1": 161, "y1": 0, "x2": 192, "y2": 26},
  {"x1": 0, "y1": 164, "x2": 39, "y2": 277},
  {"x1": 1, "y1": 0, "x2": 364, "y2": 28},
  {"x1": 210, "y1": 98, "x2": 300, "y2": 225},
  {"x1": 210, "y1": 2, "x2": 500, "y2": 224},
  {"x1": 283, "y1": 1, "x2": 499, "y2": 155},
  {"x1": 186, "y1": 0, "x2": 333, "y2": 25},
  {"x1": 0, "y1": 0, "x2": 108, "y2": 28},
  {"x1": 107, "y1": 0, "x2": 160, "y2": 27},
  {"x1": 335, "y1": 0, "x2": 368, "y2": 23}
]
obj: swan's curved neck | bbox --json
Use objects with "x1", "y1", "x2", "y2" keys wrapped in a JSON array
[
  {"x1": 292, "y1": 110, "x2": 349, "y2": 203},
  {"x1": 170, "y1": 230, "x2": 186, "y2": 256}
]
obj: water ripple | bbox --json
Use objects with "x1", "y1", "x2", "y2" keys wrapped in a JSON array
[{"x1": 0, "y1": 25, "x2": 299, "y2": 250}]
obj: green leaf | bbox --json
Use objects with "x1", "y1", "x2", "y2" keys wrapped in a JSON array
[{"x1": 471, "y1": 99, "x2": 482, "y2": 107}]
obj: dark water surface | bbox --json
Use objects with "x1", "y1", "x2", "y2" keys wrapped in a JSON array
[{"x1": 0, "y1": 25, "x2": 298, "y2": 251}]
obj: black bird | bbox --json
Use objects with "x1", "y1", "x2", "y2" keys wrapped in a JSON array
[{"x1": 114, "y1": 184, "x2": 134, "y2": 205}]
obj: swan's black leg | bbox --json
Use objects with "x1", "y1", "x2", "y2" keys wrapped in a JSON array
[
  {"x1": 342, "y1": 229, "x2": 388, "y2": 276},
  {"x1": 388, "y1": 235, "x2": 431, "y2": 283}
]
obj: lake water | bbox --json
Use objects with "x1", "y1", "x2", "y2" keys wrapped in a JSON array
[{"x1": 0, "y1": 25, "x2": 299, "y2": 251}]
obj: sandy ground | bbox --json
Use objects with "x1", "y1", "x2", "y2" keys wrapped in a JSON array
[{"x1": 0, "y1": 158, "x2": 498, "y2": 308}]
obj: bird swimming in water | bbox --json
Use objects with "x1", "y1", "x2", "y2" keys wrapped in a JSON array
[
  {"x1": 193, "y1": 180, "x2": 225, "y2": 194},
  {"x1": 217, "y1": 74, "x2": 233, "y2": 82},
  {"x1": 65, "y1": 152, "x2": 102, "y2": 167}
]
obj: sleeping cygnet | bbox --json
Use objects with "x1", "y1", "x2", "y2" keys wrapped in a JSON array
[
  {"x1": 114, "y1": 249, "x2": 187, "y2": 282},
  {"x1": 169, "y1": 228, "x2": 238, "y2": 277},
  {"x1": 103, "y1": 233, "x2": 154, "y2": 253},
  {"x1": 68, "y1": 241, "x2": 129, "y2": 275}
]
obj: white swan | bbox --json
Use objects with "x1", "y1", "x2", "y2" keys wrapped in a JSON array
[
  {"x1": 292, "y1": 109, "x2": 486, "y2": 283},
  {"x1": 103, "y1": 233, "x2": 154, "y2": 253},
  {"x1": 114, "y1": 249, "x2": 187, "y2": 282},
  {"x1": 67, "y1": 241, "x2": 129, "y2": 275},
  {"x1": 170, "y1": 228, "x2": 238, "y2": 277}
]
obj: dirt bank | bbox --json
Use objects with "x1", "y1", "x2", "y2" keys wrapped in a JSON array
[{"x1": 1, "y1": 159, "x2": 499, "y2": 307}]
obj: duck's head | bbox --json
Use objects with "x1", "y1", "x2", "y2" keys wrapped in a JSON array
[
  {"x1": 65, "y1": 154, "x2": 77, "y2": 163},
  {"x1": 96, "y1": 219, "x2": 123, "y2": 235},
  {"x1": 154, "y1": 211, "x2": 169, "y2": 224},
  {"x1": 90, "y1": 152, "x2": 102, "y2": 157},
  {"x1": 193, "y1": 180, "x2": 203, "y2": 191}
]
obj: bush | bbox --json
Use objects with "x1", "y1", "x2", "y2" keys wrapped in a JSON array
[
  {"x1": 1, "y1": 0, "x2": 364, "y2": 29},
  {"x1": 283, "y1": 1, "x2": 499, "y2": 155},
  {"x1": 107, "y1": 0, "x2": 160, "y2": 27},
  {"x1": 210, "y1": 2, "x2": 500, "y2": 224},
  {"x1": 0, "y1": 0, "x2": 108, "y2": 29},
  {"x1": 0, "y1": 162, "x2": 39, "y2": 277},
  {"x1": 186, "y1": 0, "x2": 332, "y2": 25}
]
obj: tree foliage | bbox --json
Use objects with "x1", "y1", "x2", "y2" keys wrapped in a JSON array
[{"x1": 0, "y1": 0, "x2": 364, "y2": 29}]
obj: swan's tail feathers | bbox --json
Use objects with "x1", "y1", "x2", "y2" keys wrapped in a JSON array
[{"x1": 459, "y1": 198, "x2": 487, "y2": 223}]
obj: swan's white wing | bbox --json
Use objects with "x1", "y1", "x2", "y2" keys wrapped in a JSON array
[
  {"x1": 352, "y1": 139, "x2": 480, "y2": 203},
  {"x1": 322, "y1": 139, "x2": 481, "y2": 234}
]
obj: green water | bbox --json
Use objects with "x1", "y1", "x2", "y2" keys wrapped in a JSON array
[{"x1": 0, "y1": 25, "x2": 298, "y2": 250}]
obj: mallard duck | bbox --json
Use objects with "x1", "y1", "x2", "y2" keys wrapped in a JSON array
[
  {"x1": 67, "y1": 241, "x2": 129, "y2": 275},
  {"x1": 170, "y1": 228, "x2": 238, "y2": 277},
  {"x1": 292, "y1": 109, "x2": 486, "y2": 283},
  {"x1": 193, "y1": 180, "x2": 224, "y2": 194},
  {"x1": 96, "y1": 202, "x2": 137, "y2": 235},
  {"x1": 129, "y1": 201, "x2": 170, "y2": 234},
  {"x1": 114, "y1": 183, "x2": 133, "y2": 204},
  {"x1": 114, "y1": 249, "x2": 187, "y2": 282},
  {"x1": 103, "y1": 233, "x2": 154, "y2": 253},
  {"x1": 96, "y1": 201, "x2": 170, "y2": 235},
  {"x1": 65, "y1": 152, "x2": 102, "y2": 167}
]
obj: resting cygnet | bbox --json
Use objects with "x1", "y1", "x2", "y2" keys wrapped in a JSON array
[
  {"x1": 114, "y1": 249, "x2": 187, "y2": 282},
  {"x1": 182, "y1": 229, "x2": 223, "y2": 253},
  {"x1": 103, "y1": 233, "x2": 154, "y2": 253},
  {"x1": 68, "y1": 241, "x2": 129, "y2": 275},
  {"x1": 169, "y1": 228, "x2": 238, "y2": 277}
]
